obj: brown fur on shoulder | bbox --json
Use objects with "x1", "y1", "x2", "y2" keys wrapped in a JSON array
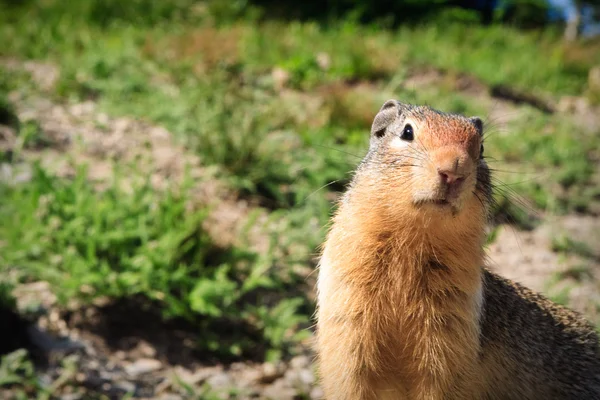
[{"x1": 315, "y1": 100, "x2": 600, "y2": 399}]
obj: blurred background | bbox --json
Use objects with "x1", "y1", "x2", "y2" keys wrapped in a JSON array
[{"x1": 0, "y1": 0, "x2": 599, "y2": 398}]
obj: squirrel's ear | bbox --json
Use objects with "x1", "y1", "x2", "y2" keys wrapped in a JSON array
[
  {"x1": 371, "y1": 99, "x2": 403, "y2": 139},
  {"x1": 470, "y1": 117, "x2": 484, "y2": 136}
]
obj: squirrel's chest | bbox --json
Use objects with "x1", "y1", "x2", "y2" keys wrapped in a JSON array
[{"x1": 319, "y1": 267, "x2": 483, "y2": 383}]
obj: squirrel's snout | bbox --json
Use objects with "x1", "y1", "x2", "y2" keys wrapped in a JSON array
[
  {"x1": 430, "y1": 151, "x2": 472, "y2": 202},
  {"x1": 410, "y1": 146, "x2": 476, "y2": 208},
  {"x1": 438, "y1": 169, "x2": 465, "y2": 186},
  {"x1": 438, "y1": 169, "x2": 465, "y2": 198}
]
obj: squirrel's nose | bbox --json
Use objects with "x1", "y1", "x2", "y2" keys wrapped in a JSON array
[{"x1": 438, "y1": 169, "x2": 465, "y2": 191}]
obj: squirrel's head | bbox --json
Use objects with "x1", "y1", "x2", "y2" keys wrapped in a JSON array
[{"x1": 356, "y1": 99, "x2": 492, "y2": 218}]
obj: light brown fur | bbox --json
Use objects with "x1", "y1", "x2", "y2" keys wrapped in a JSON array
[{"x1": 315, "y1": 100, "x2": 600, "y2": 399}]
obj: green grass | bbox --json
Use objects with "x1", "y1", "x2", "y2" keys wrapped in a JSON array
[
  {"x1": 0, "y1": 349, "x2": 81, "y2": 400},
  {"x1": 0, "y1": 164, "x2": 309, "y2": 358},
  {"x1": 486, "y1": 107, "x2": 600, "y2": 214},
  {"x1": 552, "y1": 235, "x2": 598, "y2": 261}
]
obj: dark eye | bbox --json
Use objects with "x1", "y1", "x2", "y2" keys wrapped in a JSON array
[
  {"x1": 480, "y1": 143, "x2": 484, "y2": 158},
  {"x1": 401, "y1": 124, "x2": 414, "y2": 141}
]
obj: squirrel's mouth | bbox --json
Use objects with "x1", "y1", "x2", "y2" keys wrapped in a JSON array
[
  {"x1": 415, "y1": 198, "x2": 452, "y2": 207},
  {"x1": 413, "y1": 184, "x2": 467, "y2": 209},
  {"x1": 414, "y1": 197, "x2": 461, "y2": 213},
  {"x1": 412, "y1": 182, "x2": 472, "y2": 212}
]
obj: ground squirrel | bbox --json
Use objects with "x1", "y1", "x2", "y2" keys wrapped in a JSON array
[{"x1": 315, "y1": 100, "x2": 600, "y2": 399}]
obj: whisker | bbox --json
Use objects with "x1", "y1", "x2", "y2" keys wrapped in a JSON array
[
  {"x1": 314, "y1": 144, "x2": 364, "y2": 160},
  {"x1": 303, "y1": 179, "x2": 348, "y2": 202}
]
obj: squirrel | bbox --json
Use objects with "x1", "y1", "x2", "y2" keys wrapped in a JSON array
[{"x1": 315, "y1": 99, "x2": 600, "y2": 400}]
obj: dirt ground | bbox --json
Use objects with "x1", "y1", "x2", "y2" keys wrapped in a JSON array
[{"x1": 487, "y1": 215, "x2": 600, "y2": 323}]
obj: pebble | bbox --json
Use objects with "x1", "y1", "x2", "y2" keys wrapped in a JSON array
[
  {"x1": 86, "y1": 359, "x2": 100, "y2": 370},
  {"x1": 289, "y1": 355, "x2": 310, "y2": 370},
  {"x1": 206, "y1": 371, "x2": 233, "y2": 388},
  {"x1": 133, "y1": 340, "x2": 157, "y2": 358},
  {"x1": 61, "y1": 394, "x2": 83, "y2": 400},
  {"x1": 298, "y1": 369, "x2": 315, "y2": 385},
  {"x1": 114, "y1": 380, "x2": 136, "y2": 394},
  {"x1": 310, "y1": 386, "x2": 324, "y2": 399},
  {"x1": 259, "y1": 362, "x2": 284, "y2": 384},
  {"x1": 99, "y1": 370, "x2": 117, "y2": 381},
  {"x1": 158, "y1": 394, "x2": 183, "y2": 400},
  {"x1": 124, "y1": 358, "x2": 162, "y2": 377},
  {"x1": 262, "y1": 379, "x2": 297, "y2": 400}
]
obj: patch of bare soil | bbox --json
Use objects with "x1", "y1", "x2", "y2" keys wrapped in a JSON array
[
  {"x1": 1, "y1": 58, "x2": 60, "y2": 91},
  {"x1": 2, "y1": 290, "x2": 320, "y2": 399},
  {"x1": 487, "y1": 215, "x2": 600, "y2": 323}
]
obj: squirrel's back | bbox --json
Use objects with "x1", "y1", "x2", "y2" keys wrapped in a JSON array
[{"x1": 479, "y1": 269, "x2": 600, "y2": 399}]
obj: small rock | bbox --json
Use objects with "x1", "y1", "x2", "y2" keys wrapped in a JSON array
[
  {"x1": 23, "y1": 61, "x2": 60, "y2": 91},
  {"x1": 96, "y1": 113, "x2": 110, "y2": 126},
  {"x1": 262, "y1": 378, "x2": 296, "y2": 400},
  {"x1": 69, "y1": 101, "x2": 95, "y2": 117},
  {"x1": 237, "y1": 366, "x2": 261, "y2": 386},
  {"x1": 13, "y1": 281, "x2": 57, "y2": 312},
  {"x1": 310, "y1": 386, "x2": 324, "y2": 399},
  {"x1": 259, "y1": 362, "x2": 285, "y2": 384},
  {"x1": 49, "y1": 308, "x2": 60, "y2": 324},
  {"x1": 38, "y1": 373, "x2": 53, "y2": 387},
  {"x1": 150, "y1": 126, "x2": 170, "y2": 141},
  {"x1": 61, "y1": 394, "x2": 83, "y2": 400},
  {"x1": 170, "y1": 365, "x2": 194, "y2": 385},
  {"x1": 557, "y1": 96, "x2": 589, "y2": 114},
  {"x1": 172, "y1": 365, "x2": 220, "y2": 386},
  {"x1": 290, "y1": 355, "x2": 310, "y2": 370},
  {"x1": 158, "y1": 394, "x2": 183, "y2": 400},
  {"x1": 228, "y1": 362, "x2": 246, "y2": 372},
  {"x1": 125, "y1": 358, "x2": 162, "y2": 377},
  {"x1": 99, "y1": 370, "x2": 118, "y2": 381},
  {"x1": 114, "y1": 380, "x2": 136, "y2": 394},
  {"x1": 132, "y1": 340, "x2": 157, "y2": 358},
  {"x1": 298, "y1": 369, "x2": 315, "y2": 385},
  {"x1": 86, "y1": 359, "x2": 100, "y2": 370},
  {"x1": 206, "y1": 372, "x2": 233, "y2": 388},
  {"x1": 114, "y1": 118, "x2": 132, "y2": 134},
  {"x1": 0, "y1": 163, "x2": 13, "y2": 183}
]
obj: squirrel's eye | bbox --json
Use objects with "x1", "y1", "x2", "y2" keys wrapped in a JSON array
[
  {"x1": 400, "y1": 124, "x2": 414, "y2": 141},
  {"x1": 480, "y1": 143, "x2": 484, "y2": 157}
]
